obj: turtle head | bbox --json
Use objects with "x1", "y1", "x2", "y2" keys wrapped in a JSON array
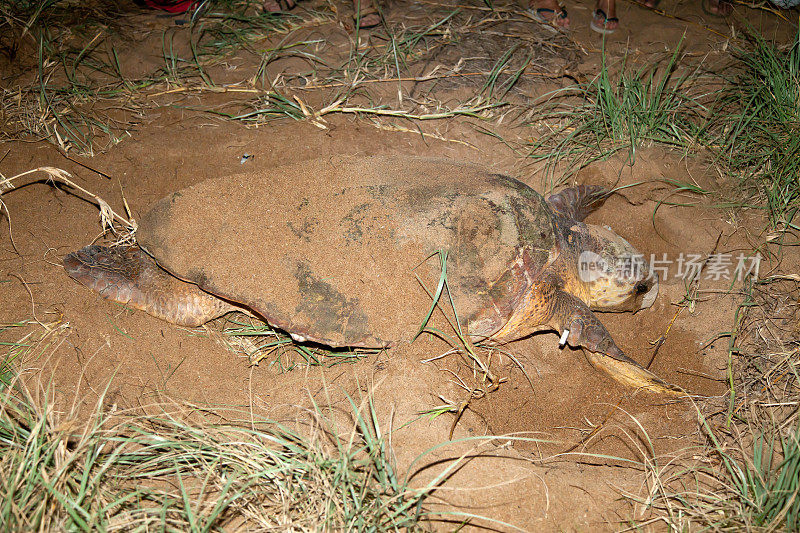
[{"x1": 569, "y1": 223, "x2": 658, "y2": 312}]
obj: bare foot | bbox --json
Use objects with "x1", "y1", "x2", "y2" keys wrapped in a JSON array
[
  {"x1": 353, "y1": 0, "x2": 381, "y2": 28},
  {"x1": 591, "y1": 0, "x2": 618, "y2": 34},
  {"x1": 263, "y1": 0, "x2": 296, "y2": 13},
  {"x1": 704, "y1": 0, "x2": 733, "y2": 15},
  {"x1": 528, "y1": 0, "x2": 570, "y2": 28}
]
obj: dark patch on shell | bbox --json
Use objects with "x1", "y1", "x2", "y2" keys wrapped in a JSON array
[
  {"x1": 293, "y1": 261, "x2": 370, "y2": 345},
  {"x1": 365, "y1": 184, "x2": 392, "y2": 201},
  {"x1": 508, "y1": 195, "x2": 552, "y2": 247},
  {"x1": 187, "y1": 267, "x2": 210, "y2": 287},
  {"x1": 486, "y1": 173, "x2": 539, "y2": 200},
  {"x1": 287, "y1": 218, "x2": 319, "y2": 241},
  {"x1": 340, "y1": 202, "x2": 373, "y2": 243}
]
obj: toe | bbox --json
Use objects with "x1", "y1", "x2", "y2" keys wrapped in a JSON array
[{"x1": 356, "y1": 12, "x2": 381, "y2": 27}]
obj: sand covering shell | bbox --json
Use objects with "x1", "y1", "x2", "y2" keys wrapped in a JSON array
[{"x1": 137, "y1": 156, "x2": 556, "y2": 347}]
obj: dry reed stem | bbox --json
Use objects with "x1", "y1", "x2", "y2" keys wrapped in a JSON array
[{"x1": 0, "y1": 166, "x2": 136, "y2": 244}]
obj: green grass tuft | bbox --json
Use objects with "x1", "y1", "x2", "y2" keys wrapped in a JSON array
[
  {"x1": 215, "y1": 313, "x2": 377, "y2": 370},
  {"x1": 710, "y1": 28, "x2": 800, "y2": 236},
  {"x1": 526, "y1": 39, "x2": 710, "y2": 185},
  {"x1": 0, "y1": 377, "x2": 443, "y2": 530}
]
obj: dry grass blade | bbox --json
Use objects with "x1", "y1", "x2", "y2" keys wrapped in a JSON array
[
  {"x1": 0, "y1": 166, "x2": 135, "y2": 245},
  {"x1": 0, "y1": 334, "x2": 533, "y2": 531},
  {"x1": 638, "y1": 277, "x2": 800, "y2": 530},
  {"x1": 210, "y1": 312, "x2": 377, "y2": 370},
  {"x1": 0, "y1": 372, "x2": 427, "y2": 530}
]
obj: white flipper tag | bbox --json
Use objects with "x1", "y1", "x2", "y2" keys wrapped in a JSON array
[{"x1": 559, "y1": 329, "x2": 570, "y2": 347}]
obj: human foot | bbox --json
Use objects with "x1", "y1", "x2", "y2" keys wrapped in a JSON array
[
  {"x1": 528, "y1": 0, "x2": 570, "y2": 28},
  {"x1": 703, "y1": 0, "x2": 733, "y2": 15},
  {"x1": 263, "y1": 0, "x2": 296, "y2": 13},
  {"x1": 591, "y1": 0, "x2": 618, "y2": 34},
  {"x1": 353, "y1": 0, "x2": 381, "y2": 28}
]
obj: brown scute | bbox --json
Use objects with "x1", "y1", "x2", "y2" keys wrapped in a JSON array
[{"x1": 136, "y1": 156, "x2": 556, "y2": 346}]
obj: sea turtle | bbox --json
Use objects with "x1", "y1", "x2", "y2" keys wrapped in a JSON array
[{"x1": 63, "y1": 155, "x2": 680, "y2": 394}]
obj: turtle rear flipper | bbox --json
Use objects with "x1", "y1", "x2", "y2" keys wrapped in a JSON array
[
  {"x1": 552, "y1": 290, "x2": 683, "y2": 395},
  {"x1": 546, "y1": 185, "x2": 609, "y2": 222},
  {"x1": 63, "y1": 245, "x2": 234, "y2": 327},
  {"x1": 582, "y1": 350, "x2": 683, "y2": 394}
]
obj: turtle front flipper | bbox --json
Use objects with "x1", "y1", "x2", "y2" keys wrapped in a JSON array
[
  {"x1": 551, "y1": 290, "x2": 683, "y2": 395},
  {"x1": 63, "y1": 245, "x2": 235, "y2": 327},
  {"x1": 546, "y1": 185, "x2": 609, "y2": 221}
]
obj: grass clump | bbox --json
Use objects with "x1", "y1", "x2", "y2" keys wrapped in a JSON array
[
  {"x1": 641, "y1": 413, "x2": 800, "y2": 531},
  {"x1": 215, "y1": 312, "x2": 378, "y2": 370},
  {"x1": 0, "y1": 376, "x2": 445, "y2": 531},
  {"x1": 642, "y1": 277, "x2": 800, "y2": 531},
  {"x1": 1, "y1": 1, "x2": 134, "y2": 154},
  {"x1": 0, "y1": 0, "x2": 330, "y2": 154},
  {"x1": 0, "y1": 319, "x2": 71, "y2": 389},
  {"x1": 526, "y1": 40, "x2": 708, "y2": 183},
  {"x1": 711, "y1": 28, "x2": 800, "y2": 235},
  {"x1": 723, "y1": 422, "x2": 800, "y2": 529}
]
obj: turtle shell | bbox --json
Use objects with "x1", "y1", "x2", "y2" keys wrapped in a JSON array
[{"x1": 137, "y1": 156, "x2": 557, "y2": 347}]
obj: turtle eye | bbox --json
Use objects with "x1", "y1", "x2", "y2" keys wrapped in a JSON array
[{"x1": 635, "y1": 281, "x2": 650, "y2": 294}]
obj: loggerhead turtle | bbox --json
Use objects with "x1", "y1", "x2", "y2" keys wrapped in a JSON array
[{"x1": 63, "y1": 155, "x2": 680, "y2": 394}]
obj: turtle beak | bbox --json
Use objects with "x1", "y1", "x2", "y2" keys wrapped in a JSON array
[{"x1": 641, "y1": 276, "x2": 658, "y2": 309}]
